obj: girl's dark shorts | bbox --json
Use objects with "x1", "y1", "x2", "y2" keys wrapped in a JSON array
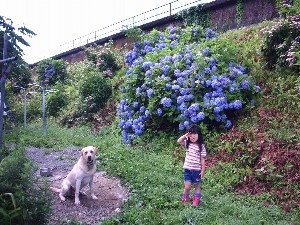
[{"x1": 184, "y1": 169, "x2": 201, "y2": 184}]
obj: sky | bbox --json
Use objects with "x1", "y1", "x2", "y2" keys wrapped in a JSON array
[{"x1": 3, "y1": 0, "x2": 212, "y2": 64}]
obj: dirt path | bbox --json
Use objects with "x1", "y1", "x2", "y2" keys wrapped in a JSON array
[{"x1": 26, "y1": 146, "x2": 129, "y2": 225}]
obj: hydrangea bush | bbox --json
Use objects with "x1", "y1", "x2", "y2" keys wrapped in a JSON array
[
  {"x1": 261, "y1": 15, "x2": 300, "y2": 71},
  {"x1": 117, "y1": 25, "x2": 260, "y2": 144}
]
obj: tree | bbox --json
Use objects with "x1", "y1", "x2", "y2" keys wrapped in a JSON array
[
  {"x1": 35, "y1": 58, "x2": 67, "y2": 87},
  {"x1": 0, "y1": 16, "x2": 36, "y2": 146},
  {"x1": 0, "y1": 16, "x2": 36, "y2": 87}
]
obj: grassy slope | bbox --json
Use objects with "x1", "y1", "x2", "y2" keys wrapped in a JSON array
[{"x1": 214, "y1": 21, "x2": 300, "y2": 212}]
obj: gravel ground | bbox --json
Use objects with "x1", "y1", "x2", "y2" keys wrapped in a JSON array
[{"x1": 26, "y1": 146, "x2": 129, "y2": 225}]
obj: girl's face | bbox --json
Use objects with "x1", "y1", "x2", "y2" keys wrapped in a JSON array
[{"x1": 188, "y1": 132, "x2": 199, "y2": 143}]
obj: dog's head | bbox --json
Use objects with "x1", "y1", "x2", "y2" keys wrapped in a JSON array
[{"x1": 81, "y1": 146, "x2": 98, "y2": 166}]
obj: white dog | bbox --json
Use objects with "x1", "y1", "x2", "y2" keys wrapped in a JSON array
[{"x1": 51, "y1": 146, "x2": 98, "y2": 204}]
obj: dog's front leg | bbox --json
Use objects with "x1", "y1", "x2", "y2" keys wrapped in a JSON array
[
  {"x1": 89, "y1": 176, "x2": 98, "y2": 200},
  {"x1": 75, "y1": 178, "x2": 82, "y2": 204}
]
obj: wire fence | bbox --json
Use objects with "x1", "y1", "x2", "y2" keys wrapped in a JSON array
[{"x1": 53, "y1": 0, "x2": 209, "y2": 57}]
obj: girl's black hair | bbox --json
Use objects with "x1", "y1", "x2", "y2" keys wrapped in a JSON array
[{"x1": 186, "y1": 124, "x2": 204, "y2": 148}]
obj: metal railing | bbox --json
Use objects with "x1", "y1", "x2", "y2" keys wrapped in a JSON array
[{"x1": 46, "y1": 0, "x2": 210, "y2": 59}]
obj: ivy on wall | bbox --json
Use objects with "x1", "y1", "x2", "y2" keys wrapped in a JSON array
[
  {"x1": 235, "y1": 0, "x2": 244, "y2": 26},
  {"x1": 177, "y1": 0, "x2": 245, "y2": 30},
  {"x1": 176, "y1": 4, "x2": 210, "y2": 28}
]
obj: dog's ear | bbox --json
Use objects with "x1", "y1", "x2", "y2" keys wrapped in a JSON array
[{"x1": 81, "y1": 148, "x2": 85, "y2": 156}]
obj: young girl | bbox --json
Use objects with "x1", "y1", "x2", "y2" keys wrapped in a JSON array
[{"x1": 177, "y1": 124, "x2": 206, "y2": 206}]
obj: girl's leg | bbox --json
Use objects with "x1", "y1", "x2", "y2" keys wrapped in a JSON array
[
  {"x1": 182, "y1": 181, "x2": 192, "y2": 203},
  {"x1": 183, "y1": 181, "x2": 192, "y2": 194},
  {"x1": 192, "y1": 183, "x2": 201, "y2": 206},
  {"x1": 194, "y1": 183, "x2": 200, "y2": 194}
]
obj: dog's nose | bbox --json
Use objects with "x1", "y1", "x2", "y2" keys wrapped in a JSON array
[{"x1": 88, "y1": 156, "x2": 92, "y2": 161}]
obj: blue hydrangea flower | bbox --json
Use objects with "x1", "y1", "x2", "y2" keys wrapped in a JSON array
[
  {"x1": 161, "y1": 65, "x2": 171, "y2": 74},
  {"x1": 177, "y1": 77, "x2": 186, "y2": 85},
  {"x1": 254, "y1": 85, "x2": 261, "y2": 92},
  {"x1": 215, "y1": 113, "x2": 221, "y2": 122},
  {"x1": 179, "y1": 103, "x2": 187, "y2": 111},
  {"x1": 145, "y1": 110, "x2": 150, "y2": 117},
  {"x1": 145, "y1": 70, "x2": 152, "y2": 77},
  {"x1": 179, "y1": 123, "x2": 185, "y2": 130},
  {"x1": 136, "y1": 87, "x2": 142, "y2": 95},
  {"x1": 183, "y1": 121, "x2": 189, "y2": 127},
  {"x1": 157, "y1": 108, "x2": 163, "y2": 116},
  {"x1": 180, "y1": 88, "x2": 189, "y2": 95},
  {"x1": 241, "y1": 80, "x2": 250, "y2": 90},
  {"x1": 171, "y1": 85, "x2": 180, "y2": 90},
  {"x1": 214, "y1": 106, "x2": 221, "y2": 113},
  {"x1": 177, "y1": 96, "x2": 184, "y2": 104},
  {"x1": 140, "y1": 106, "x2": 146, "y2": 113},
  {"x1": 191, "y1": 116, "x2": 198, "y2": 123},
  {"x1": 232, "y1": 100, "x2": 242, "y2": 109},
  {"x1": 142, "y1": 61, "x2": 153, "y2": 70},
  {"x1": 225, "y1": 120, "x2": 232, "y2": 128},
  {"x1": 120, "y1": 85, "x2": 126, "y2": 93},
  {"x1": 203, "y1": 47, "x2": 210, "y2": 56},
  {"x1": 133, "y1": 101, "x2": 139, "y2": 108},
  {"x1": 205, "y1": 28, "x2": 217, "y2": 40},
  {"x1": 174, "y1": 69, "x2": 181, "y2": 77},
  {"x1": 147, "y1": 88, "x2": 154, "y2": 98},
  {"x1": 125, "y1": 120, "x2": 132, "y2": 129},
  {"x1": 188, "y1": 103, "x2": 200, "y2": 113},
  {"x1": 165, "y1": 83, "x2": 172, "y2": 90},
  {"x1": 197, "y1": 112, "x2": 205, "y2": 121},
  {"x1": 171, "y1": 40, "x2": 179, "y2": 48},
  {"x1": 160, "y1": 97, "x2": 172, "y2": 108},
  {"x1": 119, "y1": 119, "x2": 125, "y2": 128}
]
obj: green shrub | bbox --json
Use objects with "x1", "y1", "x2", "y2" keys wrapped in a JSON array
[
  {"x1": 36, "y1": 58, "x2": 68, "y2": 86},
  {"x1": 276, "y1": 0, "x2": 300, "y2": 19},
  {"x1": 47, "y1": 90, "x2": 68, "y2": 117},
  {"x1": 79, "y1": 71, "x2": 112, "y2": 113},
  {"x1": 0, "y1": 146, "x2": 52, "y2": 224},
  {"x1": 0, "y1": 193, "x2": 21, "y2": 225},
  {"x1": 261, "y1": 15, "x2": 300, "y2": 71},
  {"x1": 85, "y1": 40, "x2": 124, "y2": 76},
  {"x1": 26, "y1": 93, "x2": 43, "y2": 122}
]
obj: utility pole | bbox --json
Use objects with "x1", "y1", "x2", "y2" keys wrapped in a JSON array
[{"x1": 0, "y1": 33, "x2": 17, "y2": 147}]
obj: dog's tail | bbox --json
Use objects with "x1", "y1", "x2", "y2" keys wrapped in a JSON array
[{"x1": 49, "y1": 187, "x2": 61, "y2": 193}]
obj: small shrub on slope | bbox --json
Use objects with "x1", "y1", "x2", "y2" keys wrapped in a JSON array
[{"x1": 261, "y1": 15, "x2": 300, "y2": 71}]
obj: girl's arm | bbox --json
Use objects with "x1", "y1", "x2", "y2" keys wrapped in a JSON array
[
  {"x1": 201, "y1": 156, "x2": 206, "y2": 179},
  {"x1": 177, "y1": 133, "x2": 188, "y2": 146}
]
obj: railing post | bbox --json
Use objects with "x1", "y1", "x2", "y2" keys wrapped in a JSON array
[
  {"x1": 42, "y1": 88, "x2": 46, "y2": 136},
  {"x1": 170, "y1": 3, "x2": 172, "y2": 16}
]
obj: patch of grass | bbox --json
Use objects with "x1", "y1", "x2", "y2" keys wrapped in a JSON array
[{"x1": 13, "y1": 120, "x2": 100, "y2": 149}]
